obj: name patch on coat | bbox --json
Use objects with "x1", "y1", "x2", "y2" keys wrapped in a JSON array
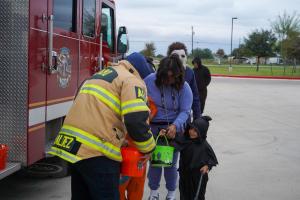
[
  {"x1": 92, "y1": 67, "x2": 118, "y2": 83},
  {"x1": 54, "y1": 133, "x2": 76, "y2": 152}
]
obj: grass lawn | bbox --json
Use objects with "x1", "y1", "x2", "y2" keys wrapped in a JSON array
[
  {"x1": 205, "y1": 64, "x2": 300, "y2": 77},
  {"x1": 155, "y1": 58, "x2": 300, "y2": 77}
]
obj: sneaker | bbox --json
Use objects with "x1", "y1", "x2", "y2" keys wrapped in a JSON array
[
  {"x1": 166, "y1": 191, "x2": 176, "y2": 200},
  {"x1": 148, "y1": 194, "x2": 159, "y2": 200}
]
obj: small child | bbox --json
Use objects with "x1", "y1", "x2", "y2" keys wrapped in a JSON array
[
  {"x1": 176, "y1": 116, "x2": 218, "y2": 200},
  {"x1": 119, "y1": 96, "x2": 157, "y2": 200}
]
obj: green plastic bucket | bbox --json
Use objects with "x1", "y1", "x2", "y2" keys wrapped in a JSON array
[{"x1": 151, "y1": 135, "x2": 175, "y2": 167}]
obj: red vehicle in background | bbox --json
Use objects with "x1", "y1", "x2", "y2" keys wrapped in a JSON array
[{"x1": 0, "y1": 0, "x2": 129, "y2": 179}]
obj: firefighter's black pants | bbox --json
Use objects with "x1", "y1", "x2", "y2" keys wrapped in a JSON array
[{"x1": 71, "y1": 156, "x2": 120, "y2": 200}]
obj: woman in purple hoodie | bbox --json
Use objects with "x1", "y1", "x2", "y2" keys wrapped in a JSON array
[{"x1": 145, "y1": 54, "x2": 193, "y2": 200}]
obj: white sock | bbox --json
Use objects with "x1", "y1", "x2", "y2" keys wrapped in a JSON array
[
  {"x1": 167, "y1": 191, "x2": 176, "y2": 198},
  {"x1": 150, "y1": 190, "x2": 159, "y2": 197}
]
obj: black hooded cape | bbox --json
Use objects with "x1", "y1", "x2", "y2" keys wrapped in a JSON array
[{"x1": 175, "y1": 116, "x2": 218, "y2": 171}]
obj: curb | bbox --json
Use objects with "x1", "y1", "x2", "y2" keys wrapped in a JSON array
[{"x1": 212, "y1": 74, "x2": 300, "y2": 80}]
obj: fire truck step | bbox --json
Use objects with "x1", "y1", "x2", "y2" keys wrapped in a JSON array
[{"x1": 0, "y1": 162, "x2": 21, "y2": 180}]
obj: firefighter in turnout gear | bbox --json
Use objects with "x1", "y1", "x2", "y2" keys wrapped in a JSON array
[{"x1": 49, "y1": 52, "x2": 156, "y2": 200}]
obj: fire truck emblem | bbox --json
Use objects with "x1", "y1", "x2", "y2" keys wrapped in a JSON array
[{"x1": 57, "y1": 47, "x2": 72, "y2": 88}]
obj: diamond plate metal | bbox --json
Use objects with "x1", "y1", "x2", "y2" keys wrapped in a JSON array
[{"x1": 0, "y1": 0, "x2": 29, "y2": 165}]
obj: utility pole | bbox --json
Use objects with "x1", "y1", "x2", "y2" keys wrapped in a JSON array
[
  {"x1": 192, "y1": 26, "x2": 195, "y2": 55},
  {"x1": 229, "y1": 17, "x2": 238, "y2": 72}
]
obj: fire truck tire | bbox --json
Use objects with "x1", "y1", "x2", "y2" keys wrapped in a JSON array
[{"x1": 24, "y1": 157, "x2": 69, "y2": 178}]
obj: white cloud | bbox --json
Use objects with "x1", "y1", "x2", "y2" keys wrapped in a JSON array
[{"x1": 116, "y1": 0, "x2": 300, "y2": 55}]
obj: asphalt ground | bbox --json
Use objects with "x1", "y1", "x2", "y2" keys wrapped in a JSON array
[{"x1": 1, "y1": 77, "x2": 300, "y2": 200}]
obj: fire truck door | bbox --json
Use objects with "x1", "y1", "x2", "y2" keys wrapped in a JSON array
[
  {"x1": 79, "y1": 0, "x2": 98, "y2": 84},
  {"x1": 46, "y1": 0, "x2": 79, "y2": 121}
]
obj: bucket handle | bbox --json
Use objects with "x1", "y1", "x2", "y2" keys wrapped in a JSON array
[{"x1": 155, "y1": 135, "x2": 169, "y2": 146}]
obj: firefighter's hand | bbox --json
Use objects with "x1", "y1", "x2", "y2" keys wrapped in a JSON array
[
  {"x1": 200, "y1": 165, "x2": 209, "y2": 174},
  {"x1": 166, "y1": 124, "x2": 176, "y2": 139},
  {"x1": 121, "y1": 139, "x2": 129, "y2": 147},
  {"x1": 140, "y1": 153, "x2": 151, "y2": 165},
  {"x1": 158, "y1": 129, "x2": 167, "y2": 136}
]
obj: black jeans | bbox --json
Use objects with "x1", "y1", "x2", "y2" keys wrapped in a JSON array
[
  {"x1": 71, "y1": 156, "x2": 120, "y2": 200},
  {"x1": 199, "y1": 89, "x2": 207, "y2": 114}
]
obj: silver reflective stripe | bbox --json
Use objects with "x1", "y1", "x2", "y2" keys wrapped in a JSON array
[
  {"x1": 135, "y1": 141, "x2": 154, "y2": 150},
  {"x1": 49, "y1": 147, "x2": 81, "y2": 163},
  {"x1": 81, "y1": 87, "x2": 121, "y2": 110},
  {"x1": 61, "y1": 128, "x2": 121, "y2": 157},
  {"x1": 122, "y1": 102, "x2": 147, "y2": 110}
]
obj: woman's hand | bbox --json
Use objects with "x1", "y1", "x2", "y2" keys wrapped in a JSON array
[
  {"x1": 166, "y1": 124, "x2": 176, "y2": 139},
  {"x1": 158, "y1": 129, "x2": 167, "y2": 136},
  {"x1": 200, "y1": 165, "x2": 209, "y2": 174}
]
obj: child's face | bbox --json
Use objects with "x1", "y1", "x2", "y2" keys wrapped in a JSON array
[{"x1": 189, "y1": 128, "x2": 199, "y2": 139}]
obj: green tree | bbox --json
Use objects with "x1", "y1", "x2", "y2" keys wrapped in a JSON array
[
  {"x1": 191, "y1": 48, "x2": 213, "y2": 59},
  {"x1": 140, "y1": 42, "x2": 156, "y2": 57},
  {"x1": 271, "y1": 11, "x2": 300, "y2": 61},
  {"x1": 232, "y1": 44, "x2": 252, "y2": 59},
  {"x1": 156, "y1": 54, "x2": 164, "y2": 59},
  {"x1": 232, "y1": 47, "x2": 240, "y2": 58},
  {"x1": 216, "y1": 49, "x2": 225, "y2": 58},
  {"x1": 283, "y1": 32, "x2": 300, "y2": 62},
  {"x1": 271, "y1": 11, "x2": 300, "y2": 39},
  {"x1": 244, "y1": 29, "x2": 277, "y2": 71}
]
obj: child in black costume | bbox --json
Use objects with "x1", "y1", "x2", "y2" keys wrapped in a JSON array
[{"x1": 175, "y1": 116, "x2": 218, "y2": 200}]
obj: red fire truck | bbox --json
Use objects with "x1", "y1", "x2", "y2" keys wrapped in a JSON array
[{"x1": 0, "y1": 0, "x2": 128, "y2": 179}]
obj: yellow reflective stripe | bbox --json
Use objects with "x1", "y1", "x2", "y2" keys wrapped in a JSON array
[
  {"x1": 121, "y1": 99, "x2": 149, "y2": 115},
  {"x1": 61, "y1": 126, "x2": 122, "y2": 161},
  {"x1": 62, "y1": 125, "x2": 122, "y2": 162},
  {"x1": 122, "y1": 106, "x2": 149, "y2": 115},
  {"x1": 84, "y1": 84, "x2": 120, "y2": 103},
  {"x1": 48, "y1": 146, "x2": 82, "y2": 163},
  {"x1": 133, "y1": 136, "x2": 156, "y2": 153},
  {"x1": 80, "y1": 84, "x2": 121, "y2": 115},
  {"x1": 122, "y1": 99, "x2": 145, "y2": 107}
]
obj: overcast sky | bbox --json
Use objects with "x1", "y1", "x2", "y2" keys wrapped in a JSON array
[{"x1": 116, "y1": 0, "x2": 300, "y2": 55}]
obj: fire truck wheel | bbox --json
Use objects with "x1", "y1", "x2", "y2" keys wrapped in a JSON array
[{"x1": 24, "y1": 157, "x2": 69, "y2": 178}]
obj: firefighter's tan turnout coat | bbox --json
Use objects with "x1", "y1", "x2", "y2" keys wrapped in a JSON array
[{"x1": 49, "y1": 60, "x2": 156, "y2": 163}]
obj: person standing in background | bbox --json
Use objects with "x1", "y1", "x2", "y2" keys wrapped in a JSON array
[
  {"x1": 192, "y1": 57, "x2": 211, "y2": 114},
  {"x1": 167, "y1": 42, "x2": 202, "y2": 120}
]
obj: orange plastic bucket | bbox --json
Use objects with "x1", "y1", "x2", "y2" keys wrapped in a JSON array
[
  {"x1": 121, "y1": 147, "x2": 145, "y2": 177},
  {"x1": 0, "y1": 144, "x2": 8, "y2": 170}
]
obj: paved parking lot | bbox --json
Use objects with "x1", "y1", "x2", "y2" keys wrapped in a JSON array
[
  {"x1": 200, "y1": 77, "x2": 300, "y2": 200},
  {"x1": 1, "y1": 77, "x2": 300, "y2": 200}
]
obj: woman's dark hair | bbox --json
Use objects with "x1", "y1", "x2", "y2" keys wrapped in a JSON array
[{"x1": 155, "y1": 54, "x2": 185, "y2": 90}]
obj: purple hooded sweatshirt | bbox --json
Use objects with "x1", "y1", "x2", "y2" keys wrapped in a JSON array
[{"x1": 144, "y1": 73, "x2": 193, "y2": 132}]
